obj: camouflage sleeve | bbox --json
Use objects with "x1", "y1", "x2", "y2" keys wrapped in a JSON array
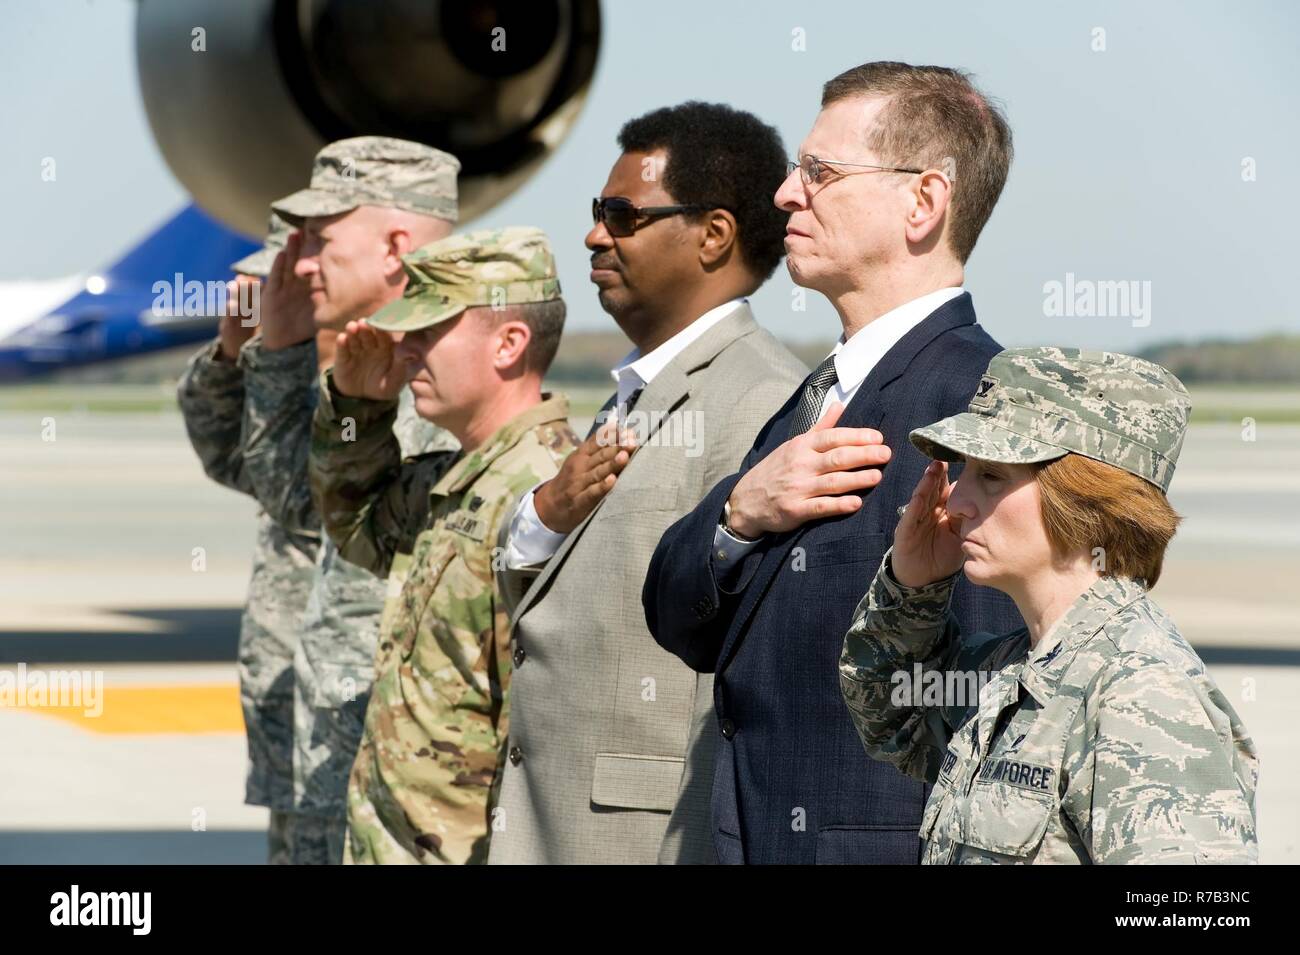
[
  {"x1": 176, "y1": 338, "x2": 252, "y2": 494},
  {"x1": 239, "y1": 337, "x2": 321, "y2": 540},
  {"x1": 1077, "y1": 652, "x2": 1259, "y2": 864},
  {"x1": 309, "y1": 368, "x2": 450, "y2": 577},
  {"x1": 839, "y1": 547, "x2": 968, "y2": 783}
]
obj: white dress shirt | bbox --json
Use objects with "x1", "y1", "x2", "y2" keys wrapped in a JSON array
[
  {"x1": 712, "y1": 286, "x2": 965, "y2": 567},
  {"x1": 504, "y1": 298, "x2": 748, "y2": 569}
]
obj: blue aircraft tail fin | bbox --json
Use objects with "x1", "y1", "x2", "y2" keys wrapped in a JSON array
[{"x1": 0, "y1": 205, "x2": 259, "y2": 381}]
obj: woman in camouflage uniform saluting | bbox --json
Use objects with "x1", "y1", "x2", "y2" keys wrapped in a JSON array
[{"x1": 839, "y1": 347, "x2": 1259, "y2": 864}]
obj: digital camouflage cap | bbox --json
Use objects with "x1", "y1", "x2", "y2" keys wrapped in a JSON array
[
  {"x1": 909, "y1": 347, "x2": 1192, "y2": 493},
  {"x1": 230, "y1": 212, "x2": 292, "y2": 277},
  {"x1": 271, "y1": 136, "x2": 460, "y2": 227},
  {"x1": 367, "y1": 226, "x2": 562, "y2": 333}
]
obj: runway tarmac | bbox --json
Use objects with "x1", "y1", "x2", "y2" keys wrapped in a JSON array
[{"x1": 1, "y1": 407, "x2": 1296, "y2": 864}]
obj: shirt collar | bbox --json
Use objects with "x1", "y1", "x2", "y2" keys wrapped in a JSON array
[
  {"x1": 827, "y1": 287, "x2": 964, "y2": 395},
  {"x1": 1017, "y1": 575, "x2": 1150, "y2": 705},
  {"x1": 610, "y1": 298, "x2": 746, "y2": 408},
  {"x1": 431, "y1": 392, "x2": 571, "y2": 497}
]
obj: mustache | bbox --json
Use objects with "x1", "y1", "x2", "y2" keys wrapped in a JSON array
[{"x1": 589, "y1": 254, "x2": 621, "y2": 272}]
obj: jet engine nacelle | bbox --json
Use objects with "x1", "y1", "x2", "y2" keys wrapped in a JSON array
[{"x1": 136, "y1": 0, "x2": 601, "y2": 236}]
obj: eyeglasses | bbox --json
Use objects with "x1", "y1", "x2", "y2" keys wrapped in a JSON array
[
  {"x1": 787, "y1": 155, "x2": 928, "y2": 185},
  {"x1": 592, "y1": 196, "x2": 714, "y2": 237}
]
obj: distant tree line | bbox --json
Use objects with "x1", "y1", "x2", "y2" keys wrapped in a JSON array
[
  {"x1": 1136, "y1": 333, "x2": 1300, "y2": 384},
  {"x1": 548, "y1": 331, "x2": 1300, "y2": 386},
  {"x1": 36, "y1": 331, "x2": 1300, "y2": 389}
]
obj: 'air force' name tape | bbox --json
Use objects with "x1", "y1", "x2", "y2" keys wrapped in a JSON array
[{"x1": 977, "y1": 756, "x2": 1055, "y2": 791}]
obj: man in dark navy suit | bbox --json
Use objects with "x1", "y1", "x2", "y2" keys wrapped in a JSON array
[{"x1": 643, "y1": 62, "x2": 1024, "y2": 864}]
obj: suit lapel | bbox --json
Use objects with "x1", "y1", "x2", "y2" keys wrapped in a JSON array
[
  {"x1": 716, "y1": 293, "x2": 979, "y2": 671},
  {"x1": 584, "y1": 392, "x2": 618, "y2": 440},
  {"x1": 513, "y1": 304, "x2": 764, "y2": 625},
  {"x1": 510, "y1": 480, "x2": 602, "y2": 624},
  {"x1": 846, "y1": 292, "x2": 977, "y2": 411}
]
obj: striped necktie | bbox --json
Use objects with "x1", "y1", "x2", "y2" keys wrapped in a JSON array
[{"x1": 787, "y1": 355, "x2": 839, "y2": 437}]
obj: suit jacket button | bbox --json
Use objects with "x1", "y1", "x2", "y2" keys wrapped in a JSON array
[
  {"x1": 720, "y1": 718, "x2": 736, "y2": 740},
  {"x1": 509, "y1": 746, "x2": 523, "y2": 765},
  {"x1": 513, "y1": 646, "x2": 526, "y2": 667}
]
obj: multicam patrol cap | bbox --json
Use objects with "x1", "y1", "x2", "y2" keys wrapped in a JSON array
[
  {"x1": 909, "y1": 347, "x2": 1192, "y2": 493},
  {"x1": 230, "y1": 212, "x2": 292, "y2": 277},
  {"x1": 367, "y1": 226, "x2": 562, "y2": 333},
  {"x1": 271, "y1": 136, "x2": 460, "y2": 227}
]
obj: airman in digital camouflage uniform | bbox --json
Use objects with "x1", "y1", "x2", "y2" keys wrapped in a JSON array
[
  {"x1": 840, "y1": 348, "x2": 1259, "y2": 864},
  {"x1": 176, "y1": 213, "x2": 311, "y2": 864},
  {"x1": 237, "y1": 137, "x2": 462, "y2": 863},
  {"x1": 308, "y1": 227, "x2": 579, "y2": 864}
]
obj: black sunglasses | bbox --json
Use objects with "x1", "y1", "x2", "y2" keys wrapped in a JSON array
[{"x1": 591, "y1": 196, "x2": 716, "y2": 237}]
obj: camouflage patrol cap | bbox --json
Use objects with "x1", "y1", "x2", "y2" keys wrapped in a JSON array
[
  {"x1": 271, "y1": 136, "x2": 460, "y2": 227},
  {"x1": 230, "y1": 212, "x2": 292, "y2": 277},
  {"x1": 910, "y1": 347, "x2": 1192, "y2": 493},
  {"x1": 367, "y1": 226, "x2": 562, "y2": 333}
]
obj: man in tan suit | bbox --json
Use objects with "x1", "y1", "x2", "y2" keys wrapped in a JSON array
[{"x1": 490, "y1": 102, "x2": 807, "y2": 864}]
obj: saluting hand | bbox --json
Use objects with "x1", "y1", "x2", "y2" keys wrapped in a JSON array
[
  {"x1": 890, "y1": 460, "x2": 966, "y2": 588},
  {"x1": 724, "y1": 402, "x2": 891, "y2": 538},
  {"x1": 259, "y1": 231, "x2": 318, "y2": 351},
  {"x1": 217, "y1": 274, "x2": 260, "y2": 360},
  {"x1": 533, "y1": 416, "x2": 638, "y2": 534},
  {"x1": 332, "y1": 320, "x2": 406, "y2": 401}
]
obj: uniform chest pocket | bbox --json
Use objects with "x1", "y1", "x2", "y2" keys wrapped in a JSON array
[
  {"x1": 959, "y1": 776, "x2": 1056, "y2": 858},
  {"x1": 953, "y1": 690, "x2": 1083, "y2": 859}
]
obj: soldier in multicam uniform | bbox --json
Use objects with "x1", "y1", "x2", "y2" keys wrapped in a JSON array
[
  {"x1": 176, "y1": 214, "x2": 313, "y2": 864},
  {"x1": 236, "y1": 137, "x2": 462, "y2": 863},
  {"x1": 307, "y1": 227, "x2": 579, "y2": 864},
  {"x1": 839, "y1": 347, "x2": 1259, "y2": 864}
]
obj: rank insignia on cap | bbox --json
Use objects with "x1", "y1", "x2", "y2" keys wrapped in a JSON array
[{"x1": 970, "y1": 375, "x2": 999, "y2": 408}]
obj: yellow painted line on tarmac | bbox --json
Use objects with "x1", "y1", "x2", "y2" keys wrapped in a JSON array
[{"x1": 3, "y1": 684, "x2": 244, "y2": 735}]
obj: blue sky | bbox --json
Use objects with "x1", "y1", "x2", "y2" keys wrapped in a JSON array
[{"x1": 4, "y1": 0, "x2": 1298, "y2": 349}]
